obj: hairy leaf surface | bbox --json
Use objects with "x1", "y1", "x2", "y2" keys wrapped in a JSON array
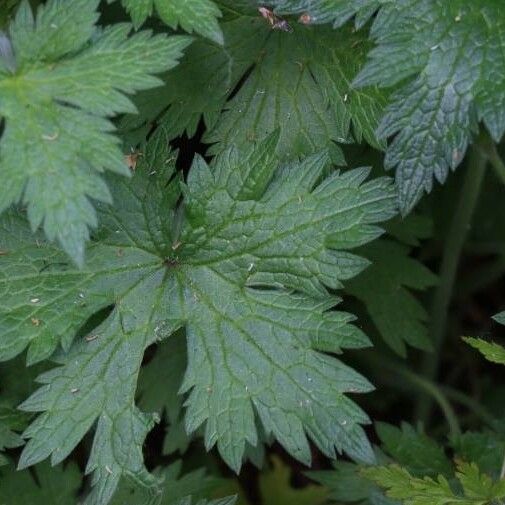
[
  {"x1": 0, "y1": 0, "x2": 190, "y2": 265},
  {"x1": 120, "y1": 17, "x2": 387, "y2": 160},
  {"x1": 119, "y1": 0, "x2": 223, "y2": 43},
  {"x1": 9, "y1": 132, "x2": 396, "y2": 503},
  {"x1": 264, "y1": 0, "x2": 382, "y2": 29},
  {"x1": 355, "y1": 0, "x2": 505, "y2": 213}
]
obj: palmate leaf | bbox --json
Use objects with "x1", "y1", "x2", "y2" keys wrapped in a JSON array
[
  {"x1": 354, "y1": 0, "x2": 505, "y2": 213},
  {"x1": 0, "y1": 0, "x2": 191, "y2": 266},
  {"x1": 205, "y1": 23, "x2": 387, "y2": 158},
  {"x1": 7, "y1": 131, "x2": 396, "y2": 504},
  {"x1": 118, "y1": 0, "x2": 224, "y2": 44},
  {"x1": 263, "y1": 0, "x2": 382, "y2": 29},
  {"x1": 120, "y1": 15, "x2": 387, "y2": 160}
]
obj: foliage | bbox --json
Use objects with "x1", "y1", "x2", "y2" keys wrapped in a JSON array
[
  {"x1": 0, "y1": 0, "x2": 190, "y2": 265},
  {"x1": 0, "y1": 0, "x2": 504, "y2": 504}
]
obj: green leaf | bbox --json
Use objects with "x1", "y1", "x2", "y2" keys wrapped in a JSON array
[
  {"x1": 452, "y1": 431, "x2": 505, "y2": 480},
  {"x1": 176, "y1": 146, "x2": 395, "y2": 470},
  {"x1": 175, "y1": 498, "x2": 237, "y2": 505},
  {"x1": 463, "y1": 337, "x2": 505, "y2": 366},
  {"x1": 120, "y1": 18, "x2": 387, "y2": 160},
  {"x1": 354, "y1": 0, "x2": 505, "y2": 213},
  {"x1": 310, "y1": 460, "x2": 375, "y2": 503},
  {"x1": 111, "y1": 460, "x2": 232, "y2": 505},
  {"x1": 0, "y1": 0, "x2": 191, "y2": 265},
  {"x1": 0, "y1": 461, "x2": 82, "y2": 504},
  {"x1": 492, "y1": 311, "x2": 505, "y2": 325},
  {"x1": 205, "y1": 23, "x2": 387, "y2": 158},
  {"x1": 264, "y1": 0, "x2": 382, "y2": 29},
  {"x1": 309, "y1": 423, "x2": 453, "y2": 505},
  {"x1": 0, "y1": 406, "x2": 26, "y2": 465},
  {"x1": 0, "y1": 0, "x2": 19, "y2": 28},
  {"x1": 120, "y1": 0, "x2": 223, "y2": 43},
  {"x1": 18, "y1": 309, "x2": 163, "y2": 505},
  {"x1": 364, "y1": 461, "x2": 505, "y2": 505},
  {"x1": 309, "y1": 455, "x2": 400, "y2": 505},
  {"x1": 138, "y1": 334, "x2": 192, "y2": 455},
  {"x1": 259, "y1": 456, "x2": 328, "y2": 505},
  {"x1": 13, "y1": 131, "x2": 396, "y2": 502},
  {"x1": 0, "y1": 355, "x2": 42, "y2": 465},
  {"x1": 375, "y1": 422, "x2": 452, "y2": 478},
  {"x1": 346, "y1": 240, "x2": 437, "y2": 356}
]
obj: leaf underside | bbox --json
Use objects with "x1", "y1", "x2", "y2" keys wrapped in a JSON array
[{"x1": 354, "y1": 0, "x2": 505, "y2": 213}]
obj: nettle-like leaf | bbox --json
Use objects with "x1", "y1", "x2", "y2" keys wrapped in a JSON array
[
  {"x1": 0, "y1": 0, "x2": 191, "y2": 265},
  {"x1": 364, "y1": 461, "x2": 505, "y2": 505},
  {"x1": 374, "y1": 423, "x2": 452, "y2": 479},
  {"x1": 346, "y1": 240, "x2": 437, "y2": 356},
  {"x1": 354, "y1": 0, "x2": 505, "y2": 213},
  {"x1": 117, "y1": 0, "x2": 223, "y2": 44},
  {"x1": 120, "y1": 16, "x2": 387, "y2": 160},
  {"x1": 263, "y1": 0, "x2": 382, "y2": 29},
  {"x1": 8, "y1": 132, "x2": 396, "y2": 504}
]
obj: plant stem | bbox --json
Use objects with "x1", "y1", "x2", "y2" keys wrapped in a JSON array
[
  {"x1": 395, "y1": 367, "x2": 461, "y2": 438},
  {"x1": 416, "y1": 143, "x2": 487, "y2": 424},
  {"x1": 476, "y1": 130, "x2": 505, "y2": 184},
  {"x1": 364, "y1": 355, "x2": 462, "y2": 437},
  {"x1": 441, "y1": 386, "x2": 495, "y2": 428}
]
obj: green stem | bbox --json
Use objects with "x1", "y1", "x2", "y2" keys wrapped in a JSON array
[
  {"x1": 441, "y1": 386, "x2": 496, "y2": 428},
  {"x1": 476, "y1": 130, "x2": 505, "y2": 184},
  {"x1": 366, "y1": 355, "x2": 462, "y2": 437},
  {"x1": 394, "y1": 367, "x2": 461, "y2": 438},
  {"x1": 416, "y1": 144, "x2": 488, "y2": 424}
]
